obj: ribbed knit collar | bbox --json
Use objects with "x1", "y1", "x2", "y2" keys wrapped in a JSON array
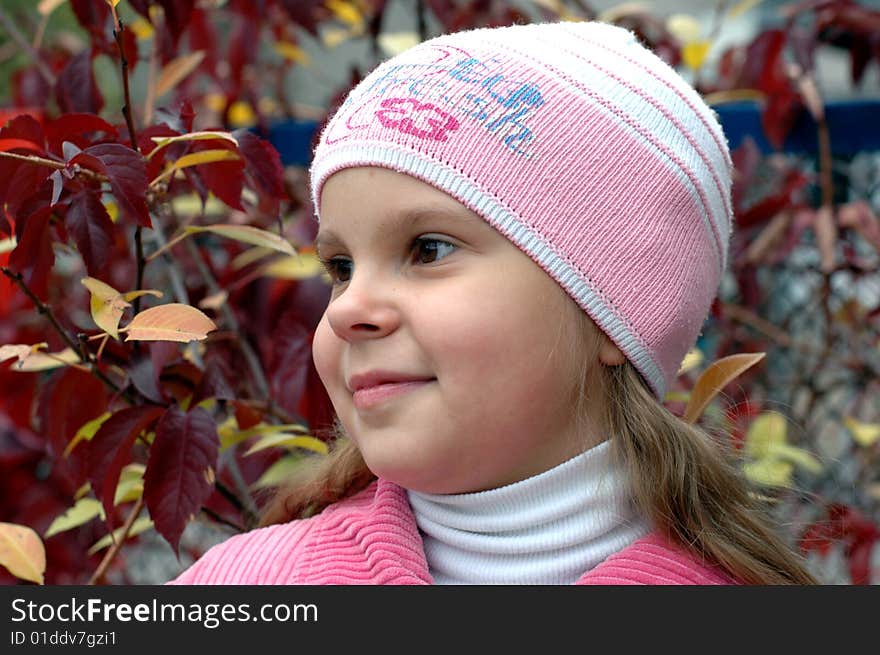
[{"x1": 406, "y1": 440, "x2": 649, "y2": 584}]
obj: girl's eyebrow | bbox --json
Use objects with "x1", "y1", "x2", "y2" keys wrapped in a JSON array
[{"x1": 315, "y1": 205, "x2": 478, "y2": 251}]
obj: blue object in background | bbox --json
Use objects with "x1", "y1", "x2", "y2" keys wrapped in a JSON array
[
  {"x1": 263, "y1": 119, "x2": 320, "y2": 167},
  {"x1": 712, "y1": 99, "x2": 880, "y2": 156}
]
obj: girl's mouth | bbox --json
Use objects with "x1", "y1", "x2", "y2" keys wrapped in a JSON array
[{"x1": 352, "y1": 379, "x2": 435, "y2": 410}]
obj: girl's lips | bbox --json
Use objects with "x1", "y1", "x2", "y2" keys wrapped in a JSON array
[{"x1": 352, "y1": 379, "x2": 434, "y2": 410}]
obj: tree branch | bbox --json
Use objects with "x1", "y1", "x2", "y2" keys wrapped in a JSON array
[{"x1": 88, "y1": 496, "x2": 144, "y2": 585}]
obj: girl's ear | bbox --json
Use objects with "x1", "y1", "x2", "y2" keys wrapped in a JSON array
[{"x1": 598, "y1": 333, "x2": 626, "y2": 367}]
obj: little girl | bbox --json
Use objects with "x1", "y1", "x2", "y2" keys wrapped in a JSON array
[{"x1": 170, "y1": 20, "x2": 816, "y2": 585}]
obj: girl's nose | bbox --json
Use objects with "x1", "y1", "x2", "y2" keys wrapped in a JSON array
[{"x1": 325, "y1": 275, "x2": 401, "y2": 341}]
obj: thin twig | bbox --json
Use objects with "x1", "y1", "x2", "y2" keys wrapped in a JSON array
[
  {"x1": 133, "y1": 227, "x2": 146, "y2": 316},
  {"x1": 0, "y1": 150, "x2": 64, "y2": 170},
  {"x1": 0, "y1": 6, "x2": 56, "y2": 87},
  {"x1": 1, "y1": 267, "x2": 131, "y2": 398},
  {"x1": 110, "y1": 7, "x2": 140, "y2": 153},
  {"x1": 88, "y1": 496, "x2": 144, "y2": 585},
  {"x1": 183, "y1": 239, "x2": 271, "y2": 400}
]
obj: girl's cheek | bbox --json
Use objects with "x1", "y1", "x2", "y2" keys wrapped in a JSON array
[{"x1": 311, "y1": 316, "x2": 341, "y2": 391}]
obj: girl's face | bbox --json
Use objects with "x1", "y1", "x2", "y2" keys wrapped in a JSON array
[{"x1": 313, "y1": 167, "x2": 611, "y2": 494}]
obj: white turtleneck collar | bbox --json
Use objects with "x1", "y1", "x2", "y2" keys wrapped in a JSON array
[{"x1": 406, "y1": 440, "x2": 649, "y2": 584}]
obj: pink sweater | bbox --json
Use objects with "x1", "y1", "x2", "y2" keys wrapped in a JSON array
[{"x1": 169, "y1": 478, "x2": 736, "y2": 585}]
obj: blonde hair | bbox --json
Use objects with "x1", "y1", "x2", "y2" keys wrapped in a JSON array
[{"x1": 259, "y1": 314, "x2": 818, "y2": 584}]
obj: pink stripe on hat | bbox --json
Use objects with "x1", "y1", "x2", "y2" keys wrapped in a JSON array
[{"x1": 310, "y1": 20, "x2": 733, "y2": 401}]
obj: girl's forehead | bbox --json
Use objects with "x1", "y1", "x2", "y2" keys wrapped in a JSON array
[{"x1": 318, "y1": 167, "x2": 490, "y2": 232}]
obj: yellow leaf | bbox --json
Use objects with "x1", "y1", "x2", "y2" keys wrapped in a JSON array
[
  {"x1": 682, "y1": 40, "x2": 711, "y2": 71},
  {"x1": 87, "y1": 517, "x2": 153, "y2": 556},
  {"x1": 245, "y1": 433, "x2": 329, "y2": 456},
  {"x1": 378, "y1": 31, "x2": 422, "y2": 57},
  {"x1": 666, "y1": 14, "x2": 702, "y2": 43},
  {"x1": 664, "y1": 390, "x2": 691, "y2": 404},
  {"x1": 745, "y1": 411, "x2": 788, "y2": 458},
  {"x1": 598, "y1": 2, "x2": 650, "y2": 23},
  {"x1": 16, "y1": 348, "x2": 80, "y2": 371},
  {"x1": 259, "y1": 253, "x2": 326, "y2": 280},
  {"x1": 677, "y1": 347, "x2": 704, "y2": 375},
  {"x1": 155, "y1": 51, "x2": 206, "y2": 98},
  {"x1": 228, "y1": 101, "x2": 256, "y2": 128},
  {"x1": 121, "y1": 289, "x2": 163, "y2": 303},
  {"x1": 727, "y1": 0, "x2": 764, "y2": 19},
  {"x1": 682, "y1": 352, "x2": 765, "y2": 423},
  {"x1": 130, "y1": 17, "x2": 154, "y2": 40},
  {"x1": 0, "y1": 522, "x2": 46, "y2": 584},
  {"x1": 274, "y1": 41, "x2": 311, "y2": 65},
  {"x1": 44, "y1": 498, "x2": 105, "y2": 538},
  {"x1": 199, "y1": 290, "x2": 228, "y2": 311},
  {"x1": 170, "y1": 193, "x2": 227, "y2": 219},
  {"x1": 64, "y1": 411, "x2": 112, "y2": 458},
  {"x1": 843, "y1": 416, "x2": 880, "y2": 447},
  {"x1": 0, "y1": 236, "x2": 17, "y2": 254},
  {"x1": 327, "y1": 0, "x2": 363, "y2": 27},
  {"x1": 743, "y1": 458, "x2": 794, "y2": 488},
  {"x1": 152, "y1": 149, "x2": 242, "y2": 188},
  {"x1": 220, "y1": 421, "x2": 309, "y2": 451},
  {"x1": 82, "y1": 277, "x2": 130, "y2": 340},
  {"x1": 252, "y1": 455, "x2": 310, "y2": 490},
  {"x1": 37, "y1": 0, "x2": 67, "y2": 16},
  {"x1": 185, "y1": 224, "x2": 296, "y2": 256},
  {"x1": 0, "y1": 343, "x2": 43, "y2": 365},
  {"x1": 231, "y1": 246, "x2": 276, "y2": 270},
  {"x1": 105, "y1": 0, "x2": 121, "y2": 7},
  {"x1": 123, "y1": 303, "x2": 217, "y2": 343},
  {"x1": 114, "y1": 465, "x2": 145, "y2": 506},
  {"x1": 770, "y1": 443, "x2": 822, "y2": 474},
  {"x1": 148, "y1": 131, "x2": 238, "y2": 160},
  {"x1": 323, "y1": 27, "x2": 355, "y2": 48}
]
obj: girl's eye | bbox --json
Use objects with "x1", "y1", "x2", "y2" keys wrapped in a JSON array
[
  {"x1": 412, "y1": 237, "x2": 456, "y2": 264},
  {"x1": 320, "y1": 257, "x2": 353, "y2": 284}
]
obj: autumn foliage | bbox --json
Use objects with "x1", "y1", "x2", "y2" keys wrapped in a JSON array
[{"x1": 1, "y1": 0, "x2": 879, "y2": 584}]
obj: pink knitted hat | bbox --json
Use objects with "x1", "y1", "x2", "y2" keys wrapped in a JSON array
[{"x1": 309, "y1": 20, "x2": 733, "y2": 401}]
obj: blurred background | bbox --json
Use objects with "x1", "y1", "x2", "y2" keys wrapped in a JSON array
[{"x1": 1, "y1": 0, "x2": 879, "y2": 585}]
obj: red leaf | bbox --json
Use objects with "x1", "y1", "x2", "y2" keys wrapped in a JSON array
[
  {"x1": 762, "y1": 87, "x2": 803, "y2": 151},
  {"x1": 186, "y1": 140, "x2": 245, "y2": 210},
  {"x1": 8, "y1": 207, "x2": 54, "y2": 299},
  {"x1": 38, "y1": 367, "x2": 108, "y2": 487},
  {"x1": 233, "y1": 130, "x2": 287, "y2": 200},
  {"x1": 847, "y1": 538, "x2": 876, "y2": 585},
  {"x1": 46, "y1": 114, "x2": 119, "y2": 155},
  {"x1": 0, "y1": 114, "x2": 45, "y2": 153},
  {"x1": 66, "y1": 191, "x2": 115, "y2": 275},
  {"x1": 157, "y1": 0, "x2": 196, "y2": 47},
  {"x1": 86, "y1": 405, "x2": 165, "y2": 529},
  {"x1": 55, "y1": 49, "x2": 104, "y2": 116},
  {"x1": 267, "y1": 318, "x2": 311, "y2": 418},
  {"x1": 69, "y1": 0, "x2": 111, "y2": 39},
  {"x1": 143, "y1": 405, "x2": 219, "y2": 554},
  {"x1": 0, "y1": 157, "x2": 53, "y2": 221},
  {"x1": 279, "y1": 0, "x2": 327, "y2": 36},
  {"x1": 12, "y1": 67, "x2": 51, "y2": 110},
  {"x1": 232, "y1": 400, "x2": 264, "y2": 430},
  {"x1": 736, "y1": 169, "x2": 808, "y2": 229},
  {"x1": 188, "y1": 8, "x2": 218, "y2": 77},
  {"x1": 72, "y1": 144, "x2": 151, "y2": 227},
  {"x1": 137, "y1": 124, "x2": 180, "y2": 182},
  {"x1": 226, "y1": 17, "x2": 261, "y2": 94}
]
